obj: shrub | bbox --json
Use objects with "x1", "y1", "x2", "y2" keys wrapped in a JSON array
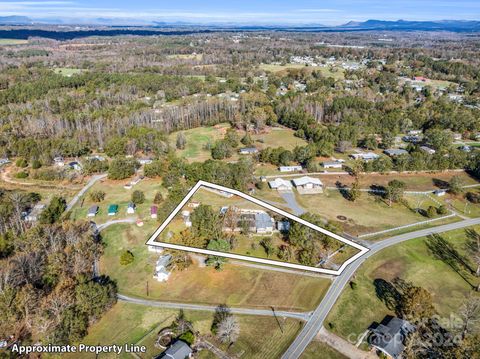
[
  {"x1": 426, "y1": 205, "x2": 437, "y2": 218},
  {"x1": 350, "y1": 281, "x2": 357, "y2": 290},
  {"x1": 83, "y1": 158, "x2": 109, "y2": 175},
  {"x1": 179, "y1": 331, "x2": 195, "y2": 345},
  {"x1": 153, "y1": 192, "x2": 164, "y2": 204},
  {"x1": 120, "y1": 250, "x2": 134, "y2": 265},
  {"x1": 131, "y1": 190, "x2": 145, "y2": 205},
  {"x1": 108, "y1": 158, "x2": 139, "y2": 180},
  {"x1": 31, "y1": 159, "x2": 42, "y2": 169},
  {"x1": 14, "y1": 171, "x2": 29, "y2": 179},
  {"x1": 466, "y1": 192, "x2": 480, "y2": 204},
  {"x1": 16, "y1": 158, "x2": 28, "y2": 168},
  {"x1": 437, "y1": 205, "x2": 448, "y2": 215},
  {"x1": 40, "y1": 196, "x2": 66, "y2": 224},
  {"x1": 89, "y1": 190, "x2": 106, "y2": 202},
  {"x1": 31, "y1": 169, "x2": 64, "y2": 181}
]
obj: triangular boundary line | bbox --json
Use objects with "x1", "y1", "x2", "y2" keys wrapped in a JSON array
[{"x1": 145, "y1": 180, "x2": 369, "y2": 275}]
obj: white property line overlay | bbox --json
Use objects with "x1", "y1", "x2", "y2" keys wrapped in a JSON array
[{"x1": 146, "y1": 180, "x2": 369, "y2": 275}]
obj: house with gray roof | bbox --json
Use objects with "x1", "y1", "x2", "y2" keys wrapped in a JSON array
[
  {"x1": 158, "y1": 340, "x2": 192, "y2": 359},
  {"x1": 255, "y1": 212, "x2": 274, "y2": 234},
  {"x1": 384, "y1": 149, "x2": 408, "y2": 157},
  {"x1": 369, "y1": 316, "x2": 415, "y2": 359}
]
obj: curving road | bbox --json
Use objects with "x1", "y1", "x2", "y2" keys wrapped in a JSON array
[
  {"x1": 118, "y1": 294, "x2": 312, "y2": 321},
  {"x1": 281, "y1": 217, "x2": 480, "y2": 359}
]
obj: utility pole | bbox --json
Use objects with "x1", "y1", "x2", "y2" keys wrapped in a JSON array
[
  {"x1": 146, "y1": 280, "x2": 149, "y2": 297},
  {"x1": 271, "y1": 307, "x2": 284, "y2": 334}
]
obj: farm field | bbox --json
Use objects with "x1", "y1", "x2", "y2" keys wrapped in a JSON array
[
  {"x1": 0, "y1": 38, "x2": 28, "y2": 45},
  {"x1": 99, "y1": 223, "x2": 331, "y2": 311},
  {"x1": 75, "y1": 301, "x2": 302, "y2": 359},
  {"x1": 325, "y1": 226, "x2": 480, "y2": 342},
  {"x1": 300, "y1": 341, "x2": 348, "y2": 359},
  {"x1": 293, "y1": 189, "x2": 446, "y2": 236},
  {"x1": 53, "y1": 67, "x2": 84, "y2": 76}
]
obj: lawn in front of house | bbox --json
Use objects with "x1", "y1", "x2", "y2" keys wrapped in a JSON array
[
  {"x1": 300, "y1": 340, "x2": 348, "y2": 359},
  {"x1": 325, "y1": 227, "x2": 480, "y2": 342},
  {"x1": 99, "y1": 223, "x2": 331, "y2": 312},
  {"x1": 75, "y1": 301, "x2": 303, "y2": 359}
]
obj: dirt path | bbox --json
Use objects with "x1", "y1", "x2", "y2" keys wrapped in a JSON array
[{"x1": 315, "y1": 326, "x2": 377, "y2": 359}]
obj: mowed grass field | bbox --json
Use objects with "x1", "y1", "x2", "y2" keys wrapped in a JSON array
[
  {"x1": 300, "y1": 341, "x2": 348, "y2": 359},
  {"x1": 293, "y1": 190, "x2": 443, "y2": 236},
  {"x1": 168, "y1": 124, "x2": 307, "y2": 162},
  {"x1": 0, "y1": 38, "x2": 28, "y2": 45},
  {"x1": 326, "y1": 226, "x2": 480, "y2": 341},
  {"x1": 76, "y1": 301, "x2": 302, "y2": 359},
  {"x1": 259, "y1": 64, "x2": 345, "y2": 80},
  {"x1": 99, "y1": 223, "x2": 331, "y2": 311},
  {"x1": 53, "y1": 67, "x2": 83, "y2": 76}
]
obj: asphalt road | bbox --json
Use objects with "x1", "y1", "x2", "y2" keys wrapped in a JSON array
[
  {"x1": 281, "y1": 217, "x2": 480, "y2": 359},
  {"x1": 117, "y1": 294, "x2": 312, "y2": 321},
  {"x1": 66, "y1": 173, "x2": 107, "y2": 212}
]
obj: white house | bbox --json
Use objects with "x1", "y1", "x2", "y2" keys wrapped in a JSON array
[
  {"x1": 279, "y1": 165, "x2": 303, "y2": 173},
  {"x1": 350, "y1": 152, "x2": 380, "y2": 161},
  {"x1": 0, "y1": 158, "x2": 10, "y2": 166},
  {"x1": 239, "y1": 147, "x2": 258, "y2": 155},
  {"x1": 24, "y1": 204, "x2": 46, "y2": 222},
  {"x1": 148, "y1": 245, "x2": 163, "y2": 253},
  {"x1": 138, "y1": 157, "x2": 153, "y2": 165},
  {"x1": 292, "y1": 176, "x2": 324, "y2": 194},
  {"x1": 153, "y1": 254, "x2": 172, "y2": 282},
  {"x1": 53, "y1": 156, "x2": 65, "y2": 167},
  {"x1": 420, "y1": 146, "x2": 436, "y2": 155},
  {"x1": 268, "y1": 178, "x2": 293, "y2": 191},
  {"x1": 322, "y1": 161, "x2": 343, "y2": 169}
]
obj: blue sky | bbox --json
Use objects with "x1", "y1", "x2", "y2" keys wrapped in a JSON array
[{"x1": 1, "y1": 0, "x2": 479, "y2": 24}]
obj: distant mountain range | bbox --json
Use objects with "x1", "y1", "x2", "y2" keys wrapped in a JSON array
[{"x1": 0, "y1": 16, "x2": 479, "y2": 32}]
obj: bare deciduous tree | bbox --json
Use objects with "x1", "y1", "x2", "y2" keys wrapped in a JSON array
[{"x1": 216, "y1": 315, "x2": 240, "y2": 344}]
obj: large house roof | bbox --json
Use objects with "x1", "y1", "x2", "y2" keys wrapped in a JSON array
[
  {"x1": 370, "y1": 317, "x2": 415, "y2": 359},
  {"x1": 159, "y1": 340, "x2": 192, "y2": 359},
  {"x1": 268, "y1": 178, "x2": 293, "y2": 189},
  {"x1": 292, "y1": 176, "x2": 323, "y2": 187},
  {"x1": 255, "y1": 212, "x2": 273, "y2": 230}
]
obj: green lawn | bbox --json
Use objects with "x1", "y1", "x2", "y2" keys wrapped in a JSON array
[
  {"x1": 294, "y1": 190, "x2": 441, "y2": 236},
  {"x1": 76, "y1": 301, "x2": 302, "y2": 359},
  {"x1": 300, "y1": 341, "x2": 348, "y2": 359},
  {"x1": 326, "y1": 226, "x2": 480, "y2": 341},
  {"x1": 0, "y1": 39, "x2": 28, "y2": 45},
  {"x1": 99, "y1": 223, "x2": 331, "y2": 312},
  {"x1": 259, "y1": 64, "x2": 344, "y2": 80},
  {"x1": 53, "y1": 67, "x2": 84, "y2": 76}
]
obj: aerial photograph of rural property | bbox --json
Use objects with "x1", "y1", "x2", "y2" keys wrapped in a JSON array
[{"x1": 0, "y1": 0, "x2": 480, "y2": 358}]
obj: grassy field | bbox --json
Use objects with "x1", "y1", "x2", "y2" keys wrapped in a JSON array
[
  {"x1": 69, "y1": 178, "x2": 164, "y2": 223},
  {"x1": 0, "y1": 38, "x2": 28, "y2": 45},
  {"x1": 53, "y1": 67, "x2": 83, "y2": 76},
  {"x1": 99, "y1": 223, "x2": 331, "y2": 311},
  {"x1": 259, "y1": 64, "x2": 345, "y2": 80},
  {"x1": 300, "y1": 341, "x2": 348, "y2": 359},
  {"x1": 168, "y1": 124, "x2": 307, "y2": 162},
  {"x1": 76, "y1": 301, "x2": 302, "y2": 359},
  {"x1": 326, "y1": 226, "x2": 480, "y2": 342},
  {"x1": 294, "y1": 190, "x2": 441, "y2": 236}
]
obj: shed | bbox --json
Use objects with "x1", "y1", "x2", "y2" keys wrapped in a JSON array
[
  {"x1": 127, "y1": 203, "x2": 136, "y2": 214},
  {"x1": 239, "y1": 147, "x2": 258, "y2": 155},
  {"x1": 279, "y1": 165, "x2": 303, "y2": 173},
  {"x1": 87, "y1": 205, "x2": 99, "y2": 217},
  {"x1": 151, "y1": 206, "x2": 158, "y2": 219},
  {"x1": 108, "y1": 204, "x2": 118, "y2": 216}
]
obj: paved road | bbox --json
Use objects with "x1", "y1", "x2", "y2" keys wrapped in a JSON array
[
  {"x1": 281, "y1": 217, "x2": 480, "y2": 359},
  {"x1": 118, "y1": 294, "x2": 312, "y2": 321},
  {"x1": 66, "y1": 174, "x2": 107, "y2": 212},
  {"x1": 279, "y1": 191, "x2": 305, "y2": 216}
]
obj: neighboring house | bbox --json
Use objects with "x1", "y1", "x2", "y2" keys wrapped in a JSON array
[
  {"x1": 86, "y1": 155, "x2": 105, "y2": 161},
  {"x1": 292, "y1": 176, "x2": 324, "y2": 194},
  {"x1": 87, "y1": 205, "x2": 99, "y2": 217},
  {"x1": 460, "y1": 145, "x2": 472, "y2": 152},
  {"x1": 53, "y1": 156, "x2": 65, "y2": 167},
  {"x1": 322, "y1": 161, "x2": 343, "y2": 169},
  {"x1": 402, "y1": 135, "x2": 422, "y2": 143},
  {"x1": 108, "y1": 204, "x2": 118, "y2": 216},
  {"x1": 68, "y1": 161, "x2": 82, "y2": 171},
  {"x1": 260, "y1": 176, "x2": 267, "y2": 182},
  {"x1": 407, "y1": 130, "x2": 422, "y2": 135},
  {"x1": 279, "y1": 165, "x2": 303, "y2": 173},
  {"x1": 138, "y1": 157, "x2": 153, "y2": 165},
  {"x1": 384, "y1": 149, "x2": 408, "y2": 157},
  {"x1": 188, "y1": 201, "x2": 200, "y2": 208},
  {"x1": 268, "y1": 178, "x2": 293, "y2": 191},
  {"x1": 151, "y1": 206, "x2": 158, "y2": 219},
  {"x1": 153, "y1": 254, "x2": 172, "y2": 282},
  {"x1": 148, "y1": 245, "x2": 163, "y2": 253},
  {"x1": 452, "y1": 133, "x2": 462, "y2": 141},
  {"x1": 181, "y1": 210, "x2": 192, "y2": 227},
  {"x1": 369, "y1": 316, "x2": 415, "y2": 359},
  {"x1": 349, "y1": 152, "x2": 380, "y2": 161},
  {"x1": 127, "y1": 203, "x2": 136, "y2": 214},
  {"x1": 420, "y1": 146, "x2": 436, "y2": 155},
  {"x1": 239, "y1": 147, "x2": 258, "y2": 155},
  {"x1": 24, "y1": 204, "x2": 46, "y2": 222},
  {"x1": 158, "y1": 340, "x2": 192, "y2": 359}
]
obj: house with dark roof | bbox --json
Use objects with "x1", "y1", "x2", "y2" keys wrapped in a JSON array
[
  {"x1": 157, "y1": 340, "x2": 192, "y2": 359},
  {"x1": 369, "y1": 316, "x2": 415, "y2": 359}
]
